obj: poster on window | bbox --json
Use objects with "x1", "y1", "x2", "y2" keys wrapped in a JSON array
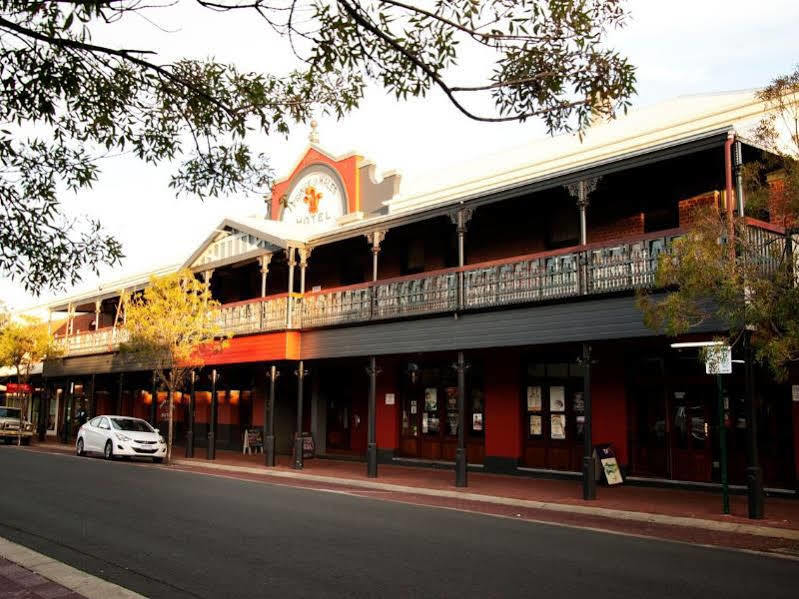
[
  {"x1": 422, "y1": 413, "x2": 428, "y2": 434},
  {"x1": 472, "y1": 413, "x2": 483, "y2": 432},
  {"x1": 549, "y1": 386, "x2": 565, "y2": 412},
  {"x1": 447, "y1": 413, "x2": 458, "y2": 436},
  {"x1": 410, "y1": 400, "x2": 417, "y2": 415},
  {"x1": 445, "y1": 387, "x2": 457, "y2": 411},
  {"x1": 526, "y1": 386, "x2": 542, "y2": 412},
  {"x1": 550, "y1": 413, "x2": 566, "y2": 439},
  {"x1": 572, "y1": 391, "x2": 584, "y2": 415},
  {"x1": 529, "y1": 414, "x2": 542, "y2": 436},
  {"x1": 424, "y1": 388, "x2": 438, "y2": 411}
]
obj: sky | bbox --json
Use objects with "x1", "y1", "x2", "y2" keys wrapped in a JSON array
[{"x1": 3, "y1": 0, "x2": 799, "y2": 312}]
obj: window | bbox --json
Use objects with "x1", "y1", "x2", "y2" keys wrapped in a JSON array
[
  {"x1": 525, "y1": 361, "x2": 584, "y2": 441},
  {"x1": 111, "y1": 418, "x2": 153, "y2": 432},
  {"x1": 99, "y1": 417, "x2": 110, "y2": 430},
  {"x1": 89, "y1": 417, "x2": 102, "y2": 428}
]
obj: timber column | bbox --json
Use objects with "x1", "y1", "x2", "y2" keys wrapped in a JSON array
[{"x1": 149, "y1": 370, "x2": 157, "y2": 426}]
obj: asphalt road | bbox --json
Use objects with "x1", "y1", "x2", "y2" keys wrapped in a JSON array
[{"x1": 0, "y1": 449, "x2": 796, "y2": 599}]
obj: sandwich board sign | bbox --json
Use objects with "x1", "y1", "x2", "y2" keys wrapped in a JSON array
[{"x1": 705, "y1": 345, "x2": 732, "y2": 375}]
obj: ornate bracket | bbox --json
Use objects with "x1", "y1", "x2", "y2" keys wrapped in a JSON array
[
  {"x1": 366, "y1": 230, "x2": 387, "y2": 254},
  {"x1": 297, "y1": 247, "x2": 312, "y2": 269},
  {"x1": 259, "y1": 253, "x2": 273, "y2": 275},
  {"x1": 566, "y1": 177, "x2": 601, "y2": 208},
  {"x1": 449, "y1": 207, "x2": 474, "y2": 234}
]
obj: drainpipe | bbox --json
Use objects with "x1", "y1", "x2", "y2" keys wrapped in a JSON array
[
  {"x1": 724, "y1": 133, "x2": 736, "y2": 260},
  {"x1": 734, "y1": 140, "x2": 745, "y2": 217}
]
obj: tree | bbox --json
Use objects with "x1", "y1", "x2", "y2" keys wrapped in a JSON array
[
  {"x1": 0, "y1": 315, "x2": 60, "y2": 443},
  {"x1": 637, "y1": 68, "x2": 799, "y2": 379},
  {"x1": 1, "y1": 1, "x2": 636, "y2": 293},
  {"x1": 121, "y1": 269, "x2": 226, "y2": 462}
]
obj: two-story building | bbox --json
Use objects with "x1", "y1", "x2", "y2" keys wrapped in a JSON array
[{"x1": 38, "y1": 90, "x2": 799, "y2": 496}]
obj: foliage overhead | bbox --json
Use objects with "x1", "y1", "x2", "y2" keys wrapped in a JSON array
[
  {"x1": 638, "y1": 68, "x2": 799, "y2": 379},
  {"x1": 0, "y1": 314, "x2": 59, "y2": 380},
  {"x1": 0, "y1": 0, "x2": 636, "y2": 293},
  {"x1": 121, "y1": 268, "x2": 226, "y2": 460}
]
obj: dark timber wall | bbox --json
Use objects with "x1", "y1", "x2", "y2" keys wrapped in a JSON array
[{"x1": 299, "y1": 296, "x2": 722, "y2": 360}]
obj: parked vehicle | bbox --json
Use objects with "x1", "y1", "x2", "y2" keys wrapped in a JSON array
[
  {"x1": 76, "y1": 415, "x2": 166, "y2": 463},
  {"x1": 0, "y1": 406, "x2": 33, "y2": 444}
]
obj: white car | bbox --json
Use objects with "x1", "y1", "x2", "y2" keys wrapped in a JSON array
[{"x1": 76, "y1": 415, "x2": 166, "y2": 463}]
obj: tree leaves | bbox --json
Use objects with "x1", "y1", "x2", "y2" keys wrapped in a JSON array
[{"x1": 0, "y1": 1, "x2": 634, "y2": 294}]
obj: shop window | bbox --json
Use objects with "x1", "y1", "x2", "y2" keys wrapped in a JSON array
[
  {"x1": 524, "y1": 361, "x2": 584, "y2": 443},
  {"x1": 401, "y1": 363, "x2": 485, "y2": 440}
]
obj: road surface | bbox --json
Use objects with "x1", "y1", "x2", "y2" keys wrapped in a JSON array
[{"x1": 0, "y1": 449, "x2": 795, "y2": 598}]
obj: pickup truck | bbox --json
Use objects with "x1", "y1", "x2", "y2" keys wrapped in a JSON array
[{"x1": 0, "y1": 406, "x2": 34, "y2": 444}]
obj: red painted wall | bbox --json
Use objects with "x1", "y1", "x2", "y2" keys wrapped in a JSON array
[
  {"x1": 376, "y1": 357, "x2": 399, "y2": 450},
  {"x1": 590, "y1": 352, "x2": 628, "y2": 466},
  {"x1": 197, "y1": 332, "x2": 300, "y2": 366},
  {"x1": 484, "y1": 352, "x2": 522, "y2": 459}
]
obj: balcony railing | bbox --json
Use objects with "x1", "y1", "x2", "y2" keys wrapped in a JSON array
[
  {"x1": 215, "y1": 294, "x2": 290, "y2": 334},
  {"x1": 56, "y1": 222, "x2": 791, "y2": 356},
  {"x1": 54, "y1": 327, "x2": 130, "y2": 356}
]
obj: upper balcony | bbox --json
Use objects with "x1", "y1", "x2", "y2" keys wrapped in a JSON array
[{"x1": 52, "y1": 218, "x2": 789, "y2": 358}]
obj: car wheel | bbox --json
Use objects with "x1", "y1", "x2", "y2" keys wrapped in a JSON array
[
  {"x1": 76, "y1": 438, "x2": 84, "y2": 456},
  {"x1": 153, "y1": 457, "x2": 163, "y2": 464},
  {"x1": 103, "y1": 440, "x2": 113, "y2": 460},
  {"x1": 21, "y1": 437, "x2": 30, "y2": 446}
]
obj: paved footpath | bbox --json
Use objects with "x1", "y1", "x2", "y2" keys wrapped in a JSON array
[{"x1": 0, "y1": 536, "x2": 143, "y2": 599}]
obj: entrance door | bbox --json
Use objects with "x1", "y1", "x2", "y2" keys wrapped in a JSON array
[
  {"x1": 327, "y1": 398, "x2": 350, "y2": 451},
  {"x1": 629, "y1": 386, "x2": 669, "y2": 478},
  {"x1": 669, "y1": 387, "x2": 712, "y2": 482}
]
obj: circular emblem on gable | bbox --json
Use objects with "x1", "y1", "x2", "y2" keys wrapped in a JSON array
[{"x1": 282, "y1": 168, "x2": 345, "y2": 225}]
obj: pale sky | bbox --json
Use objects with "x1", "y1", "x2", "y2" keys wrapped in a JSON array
[{"x1": 4, "y1": 0, "x2": 799, "y2": 311}]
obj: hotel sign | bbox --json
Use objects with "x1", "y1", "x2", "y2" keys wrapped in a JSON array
[{"x1": 282, "y1": 169, "x2": 345, "y2": 225}]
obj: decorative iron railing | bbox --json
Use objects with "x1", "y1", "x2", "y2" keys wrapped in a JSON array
[
  {"x1": 54, "y1": 327, "x2": 130, "y2": 356},
  {"x1": 216, "y1": 295, "x2": 289, "y2": 334},
  {"x1": 56, "y1": 223, "x2": 791, "y2": 355}
]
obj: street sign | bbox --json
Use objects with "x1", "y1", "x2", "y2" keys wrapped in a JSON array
[{"x1": 705, "y1": 345, "x2": 732, "y2": 375}]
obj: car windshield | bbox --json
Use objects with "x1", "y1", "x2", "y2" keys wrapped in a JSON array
[
  {"x1": 111, "y1": 418, "x2": 153, "y2": 433},
  {"x1": 0, "y1": 407, "x2": 21, "y2": 418}
]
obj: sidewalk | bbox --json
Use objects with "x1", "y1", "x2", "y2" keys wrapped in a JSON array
[
  {"x1": 0, "y1": 536, "x2": 144, "y2": 599},
  {"x1": 28, "y1": 441, "x2": 799, "y2": 555}
]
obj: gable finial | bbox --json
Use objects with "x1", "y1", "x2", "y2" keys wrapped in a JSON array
[{"x1": 309, "y1": 119, "x2": 319, "y2": 144}]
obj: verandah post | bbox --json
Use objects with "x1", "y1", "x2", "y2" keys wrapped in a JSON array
[
  {"x1": 265, "y1": 364, "x2": 278, "y2": 467},
  {"x1": 582, "y1": 343, "x2": 597, "y2": 500},
  {"x1": 366, "y1": 356, "x2": 379, "y2": 478},
  {"x1": 454, "y1": 351, "x2": 468, "y2": 488},
  {"x1": 207, "y1": 368, "x2": 218, "y2": 460},
  {"x1": 293, "y1": 360, "x2": 307, "y2": 469},
  {"x1": 186, "y1": 370, "x2": 195, "y2": 458}
]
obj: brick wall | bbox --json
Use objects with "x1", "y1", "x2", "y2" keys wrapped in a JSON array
[
  {"x1": 678, "y1": 191, "x2": 719, "y2": 227},
  {"x1": 767, "y1": 174, "x2": 795, "y2": 228},
  {"x1": 587, "y1": 213, "x2": 645, "y2": 244}
]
